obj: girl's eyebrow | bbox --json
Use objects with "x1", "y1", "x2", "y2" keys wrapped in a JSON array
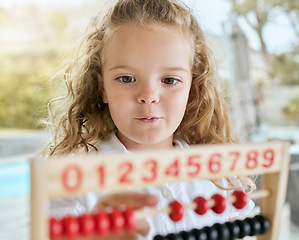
[
  {"x1": 108, "y1": 65, "x2": 190, "y2": 73},
  {"x1": 108, "y1": 65, "x2": 134, "y2": 72},
  {"x1": 161, "y1": 66, "x2": 190, "y2": 73}
]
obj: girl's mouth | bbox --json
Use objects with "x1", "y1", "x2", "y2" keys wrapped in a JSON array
[{"x1": 136, "y1": 116, "x2": 161, "y2": 123}]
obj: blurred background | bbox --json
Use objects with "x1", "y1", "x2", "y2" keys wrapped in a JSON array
[{"x1": 0, "y1": 0, "x2": 299, "y2": 239}]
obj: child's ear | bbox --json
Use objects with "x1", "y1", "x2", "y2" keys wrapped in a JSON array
[{"x1": 94, "y1": 71, "x2": 108, "y2": 103}]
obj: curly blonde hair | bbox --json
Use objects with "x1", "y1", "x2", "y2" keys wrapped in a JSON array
[
  {"x1": 45, "y1": 0, "x2": 256, "y2": 192},
  {"x1": 45, "y1": 0, "x2": 236, "y2": 157}
]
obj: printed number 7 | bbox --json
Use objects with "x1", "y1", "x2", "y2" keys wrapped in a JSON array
[{"x1": 229, "y1": 151, "x2": 240, "y2": 171}]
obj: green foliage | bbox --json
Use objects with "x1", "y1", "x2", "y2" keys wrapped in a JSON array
[
  {"x1": 0, "y1": 3, "x2": 73, "y2": 130},
  {"x1": 48, "y1": 11, "x2": 69, "y2": 41},
  {"x1": 282, "y1": 95, "x2": 299, "y2": 121},
  {"x1": 0, "y1": 51, "x2": 63, "y2": 129},
  {"x1": 269, "y1": 49, "x2": 299, "y2": 85}
]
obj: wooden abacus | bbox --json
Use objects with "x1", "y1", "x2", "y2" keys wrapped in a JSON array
[{"x1": 30, "y1": 140, "x2": 290, "y2": 240}]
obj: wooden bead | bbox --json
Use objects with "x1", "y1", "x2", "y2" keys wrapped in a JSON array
[
  {"x1": 224, "y1": 221, "x2": 240, "y2": 240},
  {"x1": 193, "y1": 196, "x2": 210, "y2": 215},
  {"x1": 178, "y1": 230, "x2": 196, "y2": 240},
  {"x1": 245, "y1": 217, "x2": 261, "y2": 236},
  {"x1": 211, "y1": 194, "x2": 226, "y2": 214},
  {"x1": 202, "y1": 226, "x2": 218, "y2": 240},
  {"x1": 78, "y1": 213, "x2": 95, "y2": 238},
  {"x1": 254, "y1": 215, "x2": 270, "y2": 234},
  {"x1": 94, "y1": 210, "x2": 110, "y2": 236},
  {"x1": 213, "y1": 223, "x2": 230, "y2": 240},
  {"x1": 166, "y1": 233, "x2": 184, "y2": 240},
  {"x1": 122, "y1": 207, "x2": 136, "y2": 232},
  {"x1": 235, "y1": 219, "x2": 251, "y2": 238},
  {"x1": 109, "y1": 208, "x2": 125, "y2": 234},
  {"x1": 169, "y1": 200, "x2": 184, "y2": 222},
  {"x1": 232, "y1": 190, "x2": 248, "y2": 209},
  {"x1": 153, "y1": 234, "x2": 166, "y2": 240},
  {"x1": 49, "y1": 217, "x2": 63, "y2": 240},
  {"x1": 190, "y1": 228, "x2": 207, "y2": 240},
  {"x1": 62, "y1": 215, "x2": 80, "y2": 240}
]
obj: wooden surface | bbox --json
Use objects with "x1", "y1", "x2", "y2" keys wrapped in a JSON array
[
  {"x1": 30, "y1": 140, "x2": 291, "y2": 240},
  {"x1": 45, "y1": 141, "x2": 285, "y2": 199}
]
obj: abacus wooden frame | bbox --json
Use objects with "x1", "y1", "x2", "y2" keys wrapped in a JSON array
[{"x1": 30, "y1": 140, "x2": 290, "y2": 240}]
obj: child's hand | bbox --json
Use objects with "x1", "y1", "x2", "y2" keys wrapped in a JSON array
[{"x1": 92, "y1": 192, "x2": 158, "y2": 238}]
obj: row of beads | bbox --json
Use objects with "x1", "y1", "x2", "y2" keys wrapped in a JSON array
[
  {"x1": 168, "y1": 190, "x2": 248, "y2": 222},
  {"x1": 154, "y1": 214, "x2": 270, "y2": 240},
  {"x1": 50, "y1": 207, "x2": 135, "y2": 240},
  {"x1": 49, "y1": 190, "x2": 247, "y2": 239}
]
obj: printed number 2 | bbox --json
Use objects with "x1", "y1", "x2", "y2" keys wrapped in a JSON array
[{"x1": 119, "y1": 162, "x2": 133, "y2": 184}]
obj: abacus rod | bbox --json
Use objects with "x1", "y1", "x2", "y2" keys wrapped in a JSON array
[
  {"x1": 134, "y1": 189, "x2": 269, "y2": 220},
  {"x1": 135, "y1": 206, "x2": 171, "y2": 220},
  {"x1": 248, "y1": 189, "x2": 269, "y2": 200}
]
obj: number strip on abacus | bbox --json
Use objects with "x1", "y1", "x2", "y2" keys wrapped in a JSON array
[{"x1": 45, "y1": 141, "x2": 283, "y2": 199}]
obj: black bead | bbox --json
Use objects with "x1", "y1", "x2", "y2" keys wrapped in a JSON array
[
  {"x1": 213, "y1": 223, "x2": 230, "y2": 240},
  {"x1": 224, "y1": 221, "x2": 240, "y2": 240},
  {"x1": 190, "y1": 228, "x2": 208, "y2": 240},
  {"x1": 166, "y1": 233, "x2": 184, "y2": 240},
  {"x1": 245, "y1": 217, "x2": 261, "y2": 236},
  {"x1": 178, "y1": 230, "x2": 196, "y2": 240},
  {"x1": 202, "y1": 226, "x2": 218, "y2": 240},
  {"x1": 235, "y1": 219, "x2": 251, "y2": 238},
  {"x1": 254, "y1": 215, "x2": 270, "y2": 234},
  {"x1": 154, "y1": 235, "x2": 167, "y2": 240}
]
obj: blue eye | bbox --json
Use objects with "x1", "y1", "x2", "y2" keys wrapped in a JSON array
[
  {"x1": 116, "y1": 76, "x2": 136, "y2": 83},
  {"x1": 162, "y1": 77, "x2": 181, "y2": 85}
]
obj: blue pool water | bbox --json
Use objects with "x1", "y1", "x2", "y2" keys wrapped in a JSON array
[
  {"x1": 0, "y1": 160, "x2": 30, "y2": 198},
  {"x1": 0, "y1": 130, "x2": 50, "y2": 199}
]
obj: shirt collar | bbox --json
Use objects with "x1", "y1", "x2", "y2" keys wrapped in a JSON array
[{"x1": 94, "y1": 132, "x2": 189, "y2": 154}]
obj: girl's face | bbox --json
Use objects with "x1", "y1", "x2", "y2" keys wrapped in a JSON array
[{"x1": 100, "y1": 24, "x2": 193, "y2": 150}]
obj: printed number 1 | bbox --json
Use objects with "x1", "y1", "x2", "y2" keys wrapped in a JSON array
[{"x1": 97, "y1": 165, "x2": 105, "y2": 186}]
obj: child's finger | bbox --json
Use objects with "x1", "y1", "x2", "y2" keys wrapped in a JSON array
[
  {"x1": 136, "y1": 218, "x2": 150, "y2": 236},
  {"x1": 93, "y1": 192, "x2": 158, "y2": 210},
  {"x1": 88, "y1": 232, "x2": 138, "y2": 240}
]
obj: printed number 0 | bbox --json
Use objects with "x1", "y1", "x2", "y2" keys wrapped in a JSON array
[{"x1": 62, "y1": 164, "x2": 82, "y2": 191}]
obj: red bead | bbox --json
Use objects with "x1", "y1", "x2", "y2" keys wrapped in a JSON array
[
  {"x1": 211, "y1": 194, "x2": 226, "y2": 214},
  {"x1": 232, "y1": 190, "x2": 248, "y2": 209},
  {"x1": 62, "y1": 215, "x2": 80, "y2": 240},
  {"x1": 122, "y1": 207, "x2": 136, "y2": 232},
  {"x1": 193, "y1": 196, "x2": 210, "y2": 215},
  {"x1": 94, "y1": 210, "x2": 110, "y2": 237},
  {"x1": 49, "y1": 217, "x2": 63, "y2": 240},
  {"x1": 78, "y1": 213, "x2": 95, "y2": 237},
  {"x1": 169, "y1": 200, "x2": 184, "y2": 222},
  {"x1": 109, "y1": 208, "x2": 125, "y2": 234}
]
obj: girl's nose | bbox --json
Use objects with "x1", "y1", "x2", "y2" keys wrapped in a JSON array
[{"x1": 137, "y1": 83, "x2": 159, "y2": 104}]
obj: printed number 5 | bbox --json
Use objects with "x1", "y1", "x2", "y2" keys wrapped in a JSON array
[{"x1": 187, "y1": 154, "x2": 201, "y2": 176}]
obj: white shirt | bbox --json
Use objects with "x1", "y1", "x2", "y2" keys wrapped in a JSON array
[{"x1": 50, "y1": 133, "x2": 254, "y2": 239}]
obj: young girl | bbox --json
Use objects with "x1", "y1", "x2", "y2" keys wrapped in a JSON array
[{"x1": 46, "y1": 0, "x2": 255, "y2": 239}]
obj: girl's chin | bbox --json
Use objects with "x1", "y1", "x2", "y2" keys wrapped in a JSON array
[{"x1": 120, "y1": 135, "x2": 173, "y2": 150}]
